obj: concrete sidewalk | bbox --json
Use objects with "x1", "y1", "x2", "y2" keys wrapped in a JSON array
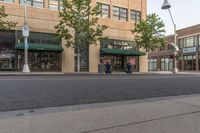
[
  {"x1": 0, "y1": 71, "x2": 200, "y2": 76},
  {"x1": 1, "y1": 94, "x2": 200, "y2": 133}
]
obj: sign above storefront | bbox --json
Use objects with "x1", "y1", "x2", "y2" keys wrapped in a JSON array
[
  {"x1": 182, "y1": 47, "x2": 196, "y2": 54},
  {"x1": 101, "y1": 39, "x2": 136, "y2": 50}
]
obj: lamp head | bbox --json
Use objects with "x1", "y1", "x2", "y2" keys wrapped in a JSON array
[{"x1": 161, "y1": 0, "x2": 171, "y2": 10}]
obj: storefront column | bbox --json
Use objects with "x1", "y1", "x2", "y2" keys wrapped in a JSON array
[
  {"x1": 156, "y1": 56, "x2": 161, "y2": 71},
  {"x1": 61, "y1": 39, "x2": 74, "y2": 72},
  {"x1": 89, "y1": 42, "x2": 100, "y2": 72},
  {"x1": 139, "y1": 48, "x2": 148, "y2": 72}
]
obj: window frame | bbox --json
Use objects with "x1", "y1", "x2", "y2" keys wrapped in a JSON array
[
  {"x1": 113, "y1": 6, "x2": 128, "y2": 21},
  {"x1": 130, "y1": 10, "x2": 141, "y2": 22}
]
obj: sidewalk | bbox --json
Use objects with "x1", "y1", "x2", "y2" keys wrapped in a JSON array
[
  {"x1": 0, "y1": 71, "x2": 200, "y2": 76},
  {"x1": 1, "y1": 94, "x2": 200, "y2": 133}
]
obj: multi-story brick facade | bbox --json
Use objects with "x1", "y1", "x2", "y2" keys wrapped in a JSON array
[
  {"x1": 149, "y1": 24, "x2": 200, "y2": 72},
  {"x1": 0, "y1": 0, "x2": 148, "y2": 72}
]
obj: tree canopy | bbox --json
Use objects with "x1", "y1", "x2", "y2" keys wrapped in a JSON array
[
  {"x1": 0, "y1": 6, "x2": 17, "y2": 30},
  {"x1": 132, "y1": 13, "x2": 166, "y2": 52},
  {"x1": 55, "y1": 0, "x2": 107, "y2": 49}
]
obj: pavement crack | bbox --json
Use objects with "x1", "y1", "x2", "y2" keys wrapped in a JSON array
[{"x1": 81, "y1": 110, "x2": 200, "y2": 133}]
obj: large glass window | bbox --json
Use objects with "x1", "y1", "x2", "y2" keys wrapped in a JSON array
[
  {"x1": 48, "y1": 0, "x2": 63, "y2": 10},
  {"x1": 0, "y1": 31, "x2": 15, "y2": 70},
  {"x1": 130, "y1": 10, "x2": 141, "y2": 22},
  {"x1": 199, "y1": 35, "x2": 200, "y2": 45},
  {"x1": 183, "y1": 55, "x2": 196, "y2": 70},
  {"x1": 113, "y1": 6, "x2": 128, "y2": 21},
  {"x1": 20, "y1": 0, "x2": 44, "y2": 8},
  {"x1": 0, "y1": 0, "x2": 14, "y2": 3},
  {"x1": 17, "y1": 51, "x2": 61, "y2": 71},
  {"x1": 16, "y1": 31, "x2": 60, "y2": 45},
  {"x1": 148, "y1": 58, "x2": 157, "y2": 71},
  {"x1": 161, "y1": 57, "x2": 173, "y2": 71},
  {"x1": 184, "y1": 37, "x2": 194, "y2": 47}
]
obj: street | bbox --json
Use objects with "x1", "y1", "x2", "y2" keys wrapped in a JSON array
[{"x1": 0, "y1": 74, "x2": 200, "y2": 112}]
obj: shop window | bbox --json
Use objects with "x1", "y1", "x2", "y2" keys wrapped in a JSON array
[
  {"x1": 130, "y1": 10, "x2": 141, "y2": 22},
  {"x1": 20, "y1": 0, "x2": 44, "y2": 8},
  {"x1": 198, "y1": 35, "x2": 200, "y2": 45},
  {"x1": 0, "y1": 31, "x2": 15, "y2": 70},
  {"x1": 113, "y1": 6, "x2": 128, "y2": 21},
  {"x1": 183, "y1": 55, "x2": 196, "y2": 71},
  {"x1": 148, "y1": 58, "x2": 157, "y2": 71}
]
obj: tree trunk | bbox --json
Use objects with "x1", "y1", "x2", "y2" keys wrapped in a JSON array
[{"x1": 149, "y1": 53, "x2": 152, "y2": 73}]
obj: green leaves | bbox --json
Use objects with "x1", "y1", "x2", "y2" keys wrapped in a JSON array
[
  {"x1": 132, "y1": 13, "x2": 166, "y2": 52},
  {"x1": 0, "y1": 6, "x2": 17, "y2": 31},
  {"x1": 55, "y1": 0, "x2": 107, "y2": 50}
]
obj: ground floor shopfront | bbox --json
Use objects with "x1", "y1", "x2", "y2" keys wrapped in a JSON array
[
  {"x1": 149, "y1": 48, "x2": 200, "y2": 72},
  {"x1": 0, "y1": 31, "x2": 148, "y2": 72},
  {"x1": 99, "y1": 39, "x2": 145, "y2": 72},
  {"x1": 0, "y1": 31, "x2": 63, "y2": 72}
]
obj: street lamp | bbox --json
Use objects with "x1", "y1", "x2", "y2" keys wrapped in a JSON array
[
  {"x1": 22, "y1": 0, "x2": 30, "y2": 72},
  {"x1": 161, "y1": 0, "x2": 178, "y2": 73}
]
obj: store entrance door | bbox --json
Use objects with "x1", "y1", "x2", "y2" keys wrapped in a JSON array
[{"x1": 112, "y1": 56, "x2": 125, "y2": 71}]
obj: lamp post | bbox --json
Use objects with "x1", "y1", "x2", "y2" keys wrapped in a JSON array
[
  {"x1": 22, "y1": 0, "x2": 30, "y2": 72},
  {"x1": 161, "y1": 0, "x2": 178, "y2": 73}
]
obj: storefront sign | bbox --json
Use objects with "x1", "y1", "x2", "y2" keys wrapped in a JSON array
[
  {"x1": 101, "y1": 39, "x2": 135, "y2": 49},
  {"x1": 182, "y1": 47, "x2": 196, "y2": 54},
  {"x1": 113, "y1": 41, "x2": 129, "y2": 46}
]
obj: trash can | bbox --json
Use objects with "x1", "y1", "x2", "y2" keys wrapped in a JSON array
[{"x1": 98, "y1": 64, "x2": 105, "y2": 73}]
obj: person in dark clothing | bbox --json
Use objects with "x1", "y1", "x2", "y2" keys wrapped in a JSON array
[
  {"x1": 105, "y1": 61, "x2": 111, "y2": 73},
  {"x1": 127, "y1": 62, "x2": 132, "y2": 73}
]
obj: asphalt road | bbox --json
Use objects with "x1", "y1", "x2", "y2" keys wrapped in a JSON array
[{"x1": 0, "y1": 74, "x2": 200, "y2": 112}]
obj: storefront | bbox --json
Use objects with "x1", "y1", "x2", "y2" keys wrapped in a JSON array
[
  {"x1": 161, "y1": 57, "x2": 173, "y2": 71},
  {"x1": 100, "y1": 39, "x2": 145, "y2": 72},
  {"x1": 180, "y1": 47, "x2": 197, "y2": 71},
  {"x1": 0, "y1": 31, "x2": 63, "y2": 72},
  {"x1": 15, "y1": 43, "x2": 62, "y2": 71}
]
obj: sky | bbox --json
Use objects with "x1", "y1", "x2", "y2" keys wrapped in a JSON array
[{"x1": 147, "y1": 0, "x2": 200, "y2": 35}]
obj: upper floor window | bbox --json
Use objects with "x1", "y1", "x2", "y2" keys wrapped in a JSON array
[
  {"x1": 97, "y1": 3, "x2": 110, "y2": 18},
  {"x1": 130, "y1": 10, "x2": 141, "y2": 22},
  {"x1": 49, "y1": 0, "x2": 63, "y2": 10},
  {"x1": 184, "y1": 37, "x2": 194, "y2": 47},
  {"x1": 20, "y1": 0, "x2": 44, "y2": 8},
  {"x1": 0, "y1": 0, "x2": 14, "y2": 3},
  {"x1": 199, "y1": 35, "x2": 200, "y2": 45},
  {"x1": 113, "y1": 6, "x2": 128, "y2": 21}
]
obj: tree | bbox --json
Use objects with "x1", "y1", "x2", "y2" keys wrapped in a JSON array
[
  {"x1": 55, "y1": 0, "x2": 107, "y2": 72},
  {"x1": 132, "y1": 13, "x2": 166, "y2": 71},
  {"x1": 0, "y1": 6, "x2": 17, "y2": 30}
]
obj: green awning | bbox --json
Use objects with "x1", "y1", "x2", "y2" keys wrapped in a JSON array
[
  {"x1": 100, "y1": 48, "x2": 146, "y2": 56},
  {"x1": 15, "y1": 43, "x2": 63, "y2": 52}
]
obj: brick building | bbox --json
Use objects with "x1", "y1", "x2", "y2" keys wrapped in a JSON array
[
  {"x1": 0, "y1": 0, "x2": 148, "y2": 72},
  {"x1": 149, "y1": 24, "x2": 200, "y2": 72}
]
